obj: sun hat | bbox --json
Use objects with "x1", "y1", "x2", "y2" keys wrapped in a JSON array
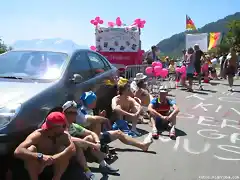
[
  {"x1": 134, "y1": 73, "x2": 147, "y2": 81},
  {"x1": 41, "y1": 112, "x2": 66, "y2": 130},
  {"x1": 80, "y1": 91, "x2": 97, "y2": 106},
  {"x1": 62, "y1": 101, "x2": 77, "y2": 112}
]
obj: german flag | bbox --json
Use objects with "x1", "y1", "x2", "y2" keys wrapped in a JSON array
[
  {"x1": 208, "y1": 32, "x2": 222, "y2": 50},
  {"x1": 186, "y1": 15, "x2": 196, "y2": 31}
]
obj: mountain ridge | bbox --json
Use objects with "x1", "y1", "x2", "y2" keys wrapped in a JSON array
[{"x1": 12, "y1": 38, "x2": 88, "y2": 52}]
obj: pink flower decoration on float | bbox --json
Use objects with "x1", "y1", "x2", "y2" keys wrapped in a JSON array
[
  {"x1": 90, "y1": 16, "x2": 104, "y2": 26},
  {"x1": 133, "y1": 18, "x2": 146, "y2": 28},
  {"x1": 108, "y1": 22, "x2": 115, "y2": 27},
  {"x1": 116, "y1": 17, "x2": 122, "y2": 27}
]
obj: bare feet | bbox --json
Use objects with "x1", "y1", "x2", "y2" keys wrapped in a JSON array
[{"x1": 141, "y1": 134, "x2": 153, "y2": 151}]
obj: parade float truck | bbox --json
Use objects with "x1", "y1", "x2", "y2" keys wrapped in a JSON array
[{"x1": 90, "y1": 17, "x2": 146, "y2": 73}]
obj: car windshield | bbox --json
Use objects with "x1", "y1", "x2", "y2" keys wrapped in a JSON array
[{"x1": 0, "y1": 50, "x2": 68, "y2": 80}]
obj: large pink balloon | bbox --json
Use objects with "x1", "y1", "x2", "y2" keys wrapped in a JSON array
[
  {"x1": 155, "y1": 62, "x2": 162, "y2": 69},
  {"x1": 161, "y1": 68, "x2": 168, "y2": 77},
  {"x1": 152, "y1": 61, "x2": 158, "y2": 67},
  {"x1": 90, "y1": 46, "x2": 96, "y2": 51},
  {"x1": 180, "y1": 66, "x2": 186, "y2": 73},
  {"x1": 175, "y1": 67, "x2": 181, "y2": 73},
  {"x1": 145, "y1": 67, "x2": 153, "y2": 75},
  {"x1": 99, "y1": 20, "x2": 104, "y2": 24},
  {"x1": 154, "y1": 66, "x2": 162, "y2": 74},
  {"x1": 90, "y1": 20, "x2": 95, "y2": 24},
  {"x1": 154, "y1": 70, "x2": 162, "y2": 77}
]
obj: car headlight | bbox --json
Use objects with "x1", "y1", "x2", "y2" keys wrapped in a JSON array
[{"x1": 0, "y1": 103, "x2": 21, "y2": 127}]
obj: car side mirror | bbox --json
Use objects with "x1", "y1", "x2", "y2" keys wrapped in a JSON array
[{"x1": 70, "y1": 74, "x2": 83, "y2": 84}]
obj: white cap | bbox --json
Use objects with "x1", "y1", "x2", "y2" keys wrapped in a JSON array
[
  {"x1": 62, "y1": 101, "x2": 77, "y2": 112},
  {"x1": 159, "y1": 85, "x2": 168, "y2": 93}
]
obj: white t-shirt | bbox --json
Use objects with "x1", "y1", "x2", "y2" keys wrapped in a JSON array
[{"x1": 76, "y1": 107, "x2": 93, "y2": 127}]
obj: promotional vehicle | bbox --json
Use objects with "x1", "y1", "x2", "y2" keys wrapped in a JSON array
[
  {"x1": 0, "y1": 49, "x2": 118, "y2": 155},
  {"x1": 89, "y1": 17, "x2": 146, "y2": 76}
]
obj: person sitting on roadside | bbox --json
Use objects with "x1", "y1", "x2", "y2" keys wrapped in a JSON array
[
  {"x1": 62, "y1": 101, "x2": 153, "y2": 176},
  {"x1": 148, "y1": 86, "x2": 180, "y2": 139},
  {"x1": 112, "y1": 78, "x2": 142, "y2": 136},
  {"x1": 76, "y1": 91, "x2": 111, "y2": 136},
  {"x1": 62, "y1": 101, "x2": 118, "y2": 179},
  {"x1": 131, "y1": 73, "x2": 152, "y2": 120},
  {"x1": 65, "y1": 101, "x2": 152, "y2": 149},
  {"x1": 14, "y1": 112, "x2": 76, "y2": 180}
]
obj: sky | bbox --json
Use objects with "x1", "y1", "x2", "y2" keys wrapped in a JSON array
[{"x1": 1, "y1": 0, "x2": 239, "y2": 50}]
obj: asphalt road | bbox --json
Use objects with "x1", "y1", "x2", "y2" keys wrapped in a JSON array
[{"x1": 91, "y1": 79, "x2": 240, "y2": 180}]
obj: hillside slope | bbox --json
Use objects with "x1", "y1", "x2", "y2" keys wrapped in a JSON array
[{"x1": 156, "y1": 12, "x2": 240, "y2": 57}]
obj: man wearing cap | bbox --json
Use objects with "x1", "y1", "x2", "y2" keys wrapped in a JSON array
[
  {"x1": 77, "y1": 91, "x2": 111, "y2": 136},
  {"x1": 112, "y1": 78, "x2": 142, "y2": 136},
  {"x1": 14, "y1": 112, "x2": 76, "y2": 180},
  {"x1": 148, "y1": 86, "x2": 180, "y2": 139}
]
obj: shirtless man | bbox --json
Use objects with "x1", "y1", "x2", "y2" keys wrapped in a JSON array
[
  {"x1": 14, "y1": 112, "x2": 76, "y2": 180},
  {"x1": 112, "y1": 80, "x2": 142, "y2": 136},
  {"x1": 226, "y1": 48, "x2": 238, "y2": 91}
]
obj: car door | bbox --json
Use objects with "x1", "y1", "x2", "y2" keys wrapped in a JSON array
[
  {"x1": 86, "y1": 51, "x2": 113, "y2": 94},
  {"x1": 65, "y1": 51, "x2": 95, "y2": 101},
  {"x1": 86, "y1": 51, "x2": 118, "y2": 116}
]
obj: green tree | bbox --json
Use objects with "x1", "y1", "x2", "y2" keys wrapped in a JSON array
[
  {"x1": 214, "y1": 20, "x2": 240, "y2": 55},
  {"x1": 224, "y1": 20, "x2": 240, "y2": 51},
  {"x1": 0, "y1": 38, "x2": 8, "y2": 54}
]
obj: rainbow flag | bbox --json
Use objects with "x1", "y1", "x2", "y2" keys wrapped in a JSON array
[
  {"x1": 186, "y1": 15, "x2": 196, "y2": 31},
  {"x1": 208, "y1": 32, "x2": 222, "y2": 50}
]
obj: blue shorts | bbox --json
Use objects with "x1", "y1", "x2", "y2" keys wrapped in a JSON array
[{"x1": 100, "y1": 132, "x2": 112, "y2": 144}]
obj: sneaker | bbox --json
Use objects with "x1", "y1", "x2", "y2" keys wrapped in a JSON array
[
  {"x1": 88, "y1": 174, "x2": 96, "y2": 180},
  {"x1": 99, "y1": 164, "x2": 119, "y2": 174},
  {"x1": 199, "y1": 85, "x2": 203, "y2": 90},
  {"x1": 152, "y1": 129, "x2": 159, "y2": 139},
  {"x1": 132, "y1": 130, "x2": 142, "y2": 136},
  {"x1": 169, "y1": 127, "x2": 176, "y2": 139},
  {"x1": 85, "y1": 172, "x2": 96, "y2": 180}
]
